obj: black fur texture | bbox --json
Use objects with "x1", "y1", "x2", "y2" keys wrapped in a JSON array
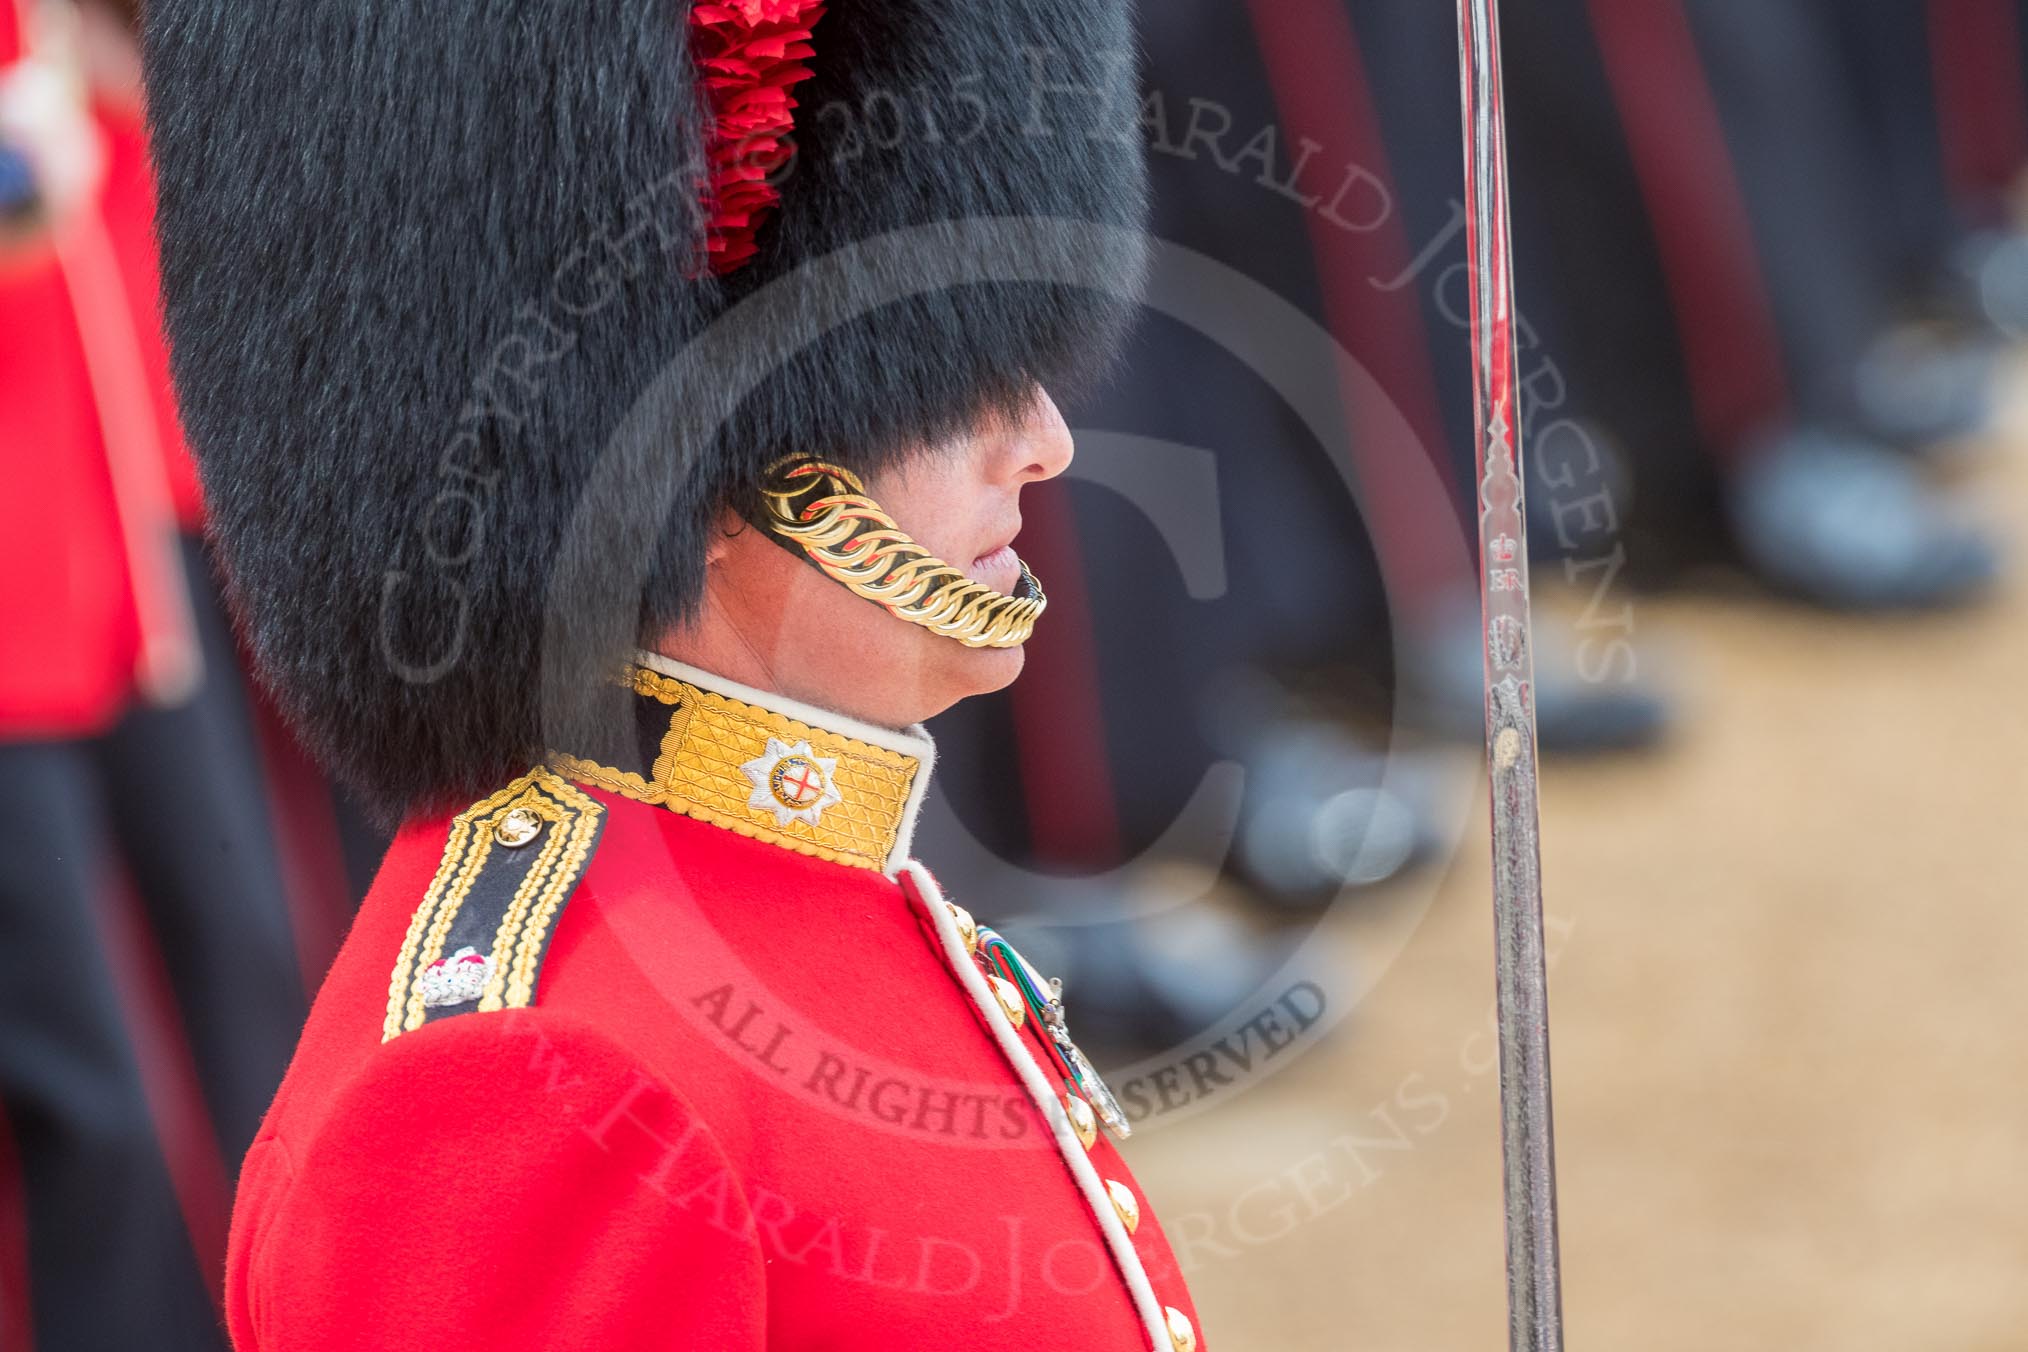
[{"x1": 143, "y1": 0, "x2": 1146, "y2": 820}]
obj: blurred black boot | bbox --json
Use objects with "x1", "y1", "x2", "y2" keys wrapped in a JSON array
[{"x1": 1728, "y1": 428, "x2": 2002, "y2": 610}]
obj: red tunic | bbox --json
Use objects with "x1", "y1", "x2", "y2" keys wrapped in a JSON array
[{"x1": 225, "y1": 658, "x2": 1205, "y2": 1350}]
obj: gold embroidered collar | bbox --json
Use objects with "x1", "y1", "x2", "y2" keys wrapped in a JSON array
[{"x1": 551, "y1": 654, "x2": 934, "y2": 874}]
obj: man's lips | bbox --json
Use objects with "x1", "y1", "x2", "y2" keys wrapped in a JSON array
[
  {"x1": 965, "y1": 511, "x2": 1023, "y2": 587},
  {"x1": 967, "y1": 543, "x2": 1021, "y2": 589}
]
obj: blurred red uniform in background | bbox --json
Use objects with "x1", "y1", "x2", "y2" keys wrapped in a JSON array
[{"x1": 0, "y1": 5, "x2": 365, "y2": 1348}]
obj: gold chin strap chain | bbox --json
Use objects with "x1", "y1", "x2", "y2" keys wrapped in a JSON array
[{"x1": 757, "y1": 457, "x2": 1046, "y2": 649}]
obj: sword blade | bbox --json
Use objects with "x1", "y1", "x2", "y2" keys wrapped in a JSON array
[{"x1": 1453, "y1": 2, "x2": 1565, "y2": 1348}]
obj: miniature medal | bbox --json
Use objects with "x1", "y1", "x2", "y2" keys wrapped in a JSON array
[{"x1": 975, "y1": 926, "x2": 1132, "y2": 1141}]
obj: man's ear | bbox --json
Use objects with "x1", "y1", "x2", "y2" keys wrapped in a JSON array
[{"x1": 703, "y1": 507, "x2": 747, "y2": 566}]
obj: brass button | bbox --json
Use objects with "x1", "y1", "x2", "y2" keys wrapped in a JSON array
[
  {"x1": 947, "y1": 902, "x2": 978, "y2": 953},
  {"x1": 1106, "y1": 1178, "x2": 1139, "y2": 1234},
  {"x1": 989, "y1": 975, "x2": 1026, "y2": 1028},
  {"x1": 1164, "y1": 1306, "x2": 1196, "y2": 1352},
  {"x1": 1065, "y1": 1093, "x2": 1098, "y2": 1150},
  {"x1": 493, "y1": 807, "x2": 542, "y2": 849}
]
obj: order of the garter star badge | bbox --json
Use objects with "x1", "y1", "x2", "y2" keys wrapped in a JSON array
[
  {"x1": 741, "y1": 737, "x2": 843, "y2": 829},
  {"x1": 417, "y1": 946, "x2": 494, "y2": 1008}
]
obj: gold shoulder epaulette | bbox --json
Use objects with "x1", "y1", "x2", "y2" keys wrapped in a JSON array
[{"x1": 381, "y1": 767, "x2": 606, "y2": 1042}]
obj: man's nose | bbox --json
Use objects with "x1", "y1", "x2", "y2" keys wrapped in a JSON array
[{"x1": 1011, "y1": 387, "x2": 1075, "y2": 485}]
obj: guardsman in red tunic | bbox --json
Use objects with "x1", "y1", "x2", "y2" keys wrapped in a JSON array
[{"x1": 145, "y1": 0, "x2": 1202, "y2": 1346}]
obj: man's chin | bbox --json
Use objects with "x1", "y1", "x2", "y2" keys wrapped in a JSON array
[
  {"x1": 928, "y1": 643, "x2": 1025, "y2": 717},
  {"x1": 976, "y1": 643, "x2": 1026, "y2": 691}
]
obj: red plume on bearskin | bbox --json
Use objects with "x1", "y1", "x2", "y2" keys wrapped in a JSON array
[{"x1": 690, "y1": 0, "x2": 827, "y2": 274}]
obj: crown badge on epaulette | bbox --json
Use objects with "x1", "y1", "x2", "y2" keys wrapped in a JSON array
[{"x1": 418, "y1": 946, "x2": 494, "y2": 1008}]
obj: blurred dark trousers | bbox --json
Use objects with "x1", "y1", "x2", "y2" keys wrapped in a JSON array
[{"x1": 0, "y1": 543, "x2": 310, "y2": 1351}]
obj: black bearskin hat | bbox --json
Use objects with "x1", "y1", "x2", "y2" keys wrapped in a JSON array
[{"x1": 142, "y1": 0, "x2": 1147, "y2": 819}]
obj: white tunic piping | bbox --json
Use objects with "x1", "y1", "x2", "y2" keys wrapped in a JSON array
[{"x1": 900, "y1": 861, "x2": 1172, "y2": 1351}]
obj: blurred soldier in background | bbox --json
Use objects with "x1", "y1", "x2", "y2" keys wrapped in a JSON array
[
  {"x1": 1497, "y1": 0, "x2": 2006, "y2": 606},
  {"x1": 0, "y1": 2, "x2": 363, "y2": 1346}
]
